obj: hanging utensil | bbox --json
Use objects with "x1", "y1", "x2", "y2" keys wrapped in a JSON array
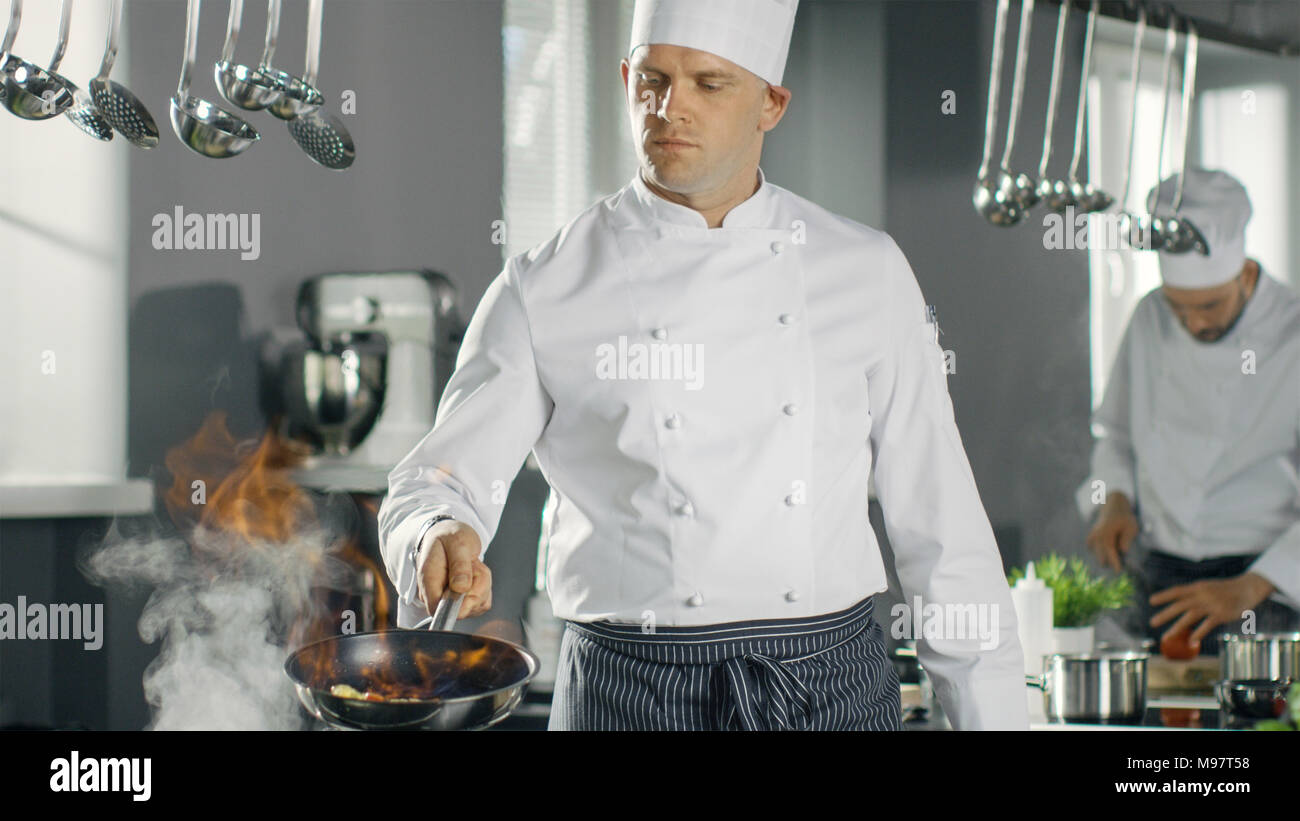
[
  {"x1": 1114, "y1": 4, "x2": 1147, "y2": 247},
  {"x1": 1159, "y1": 21, "x2": 1208, "y2": 255},
  {"x1": 1035, "y1": 0, "x2": 1074, "y2": 211},
  {"x1": 973, "y1": 0, "x2": 1017, "y2": 225},
  {"x1": 214, "y1": 0, "x2": 284, "y2": 111},
  {"x1": 1066, "y1": 0, "x2": 1112, "y2": 212},
  {"x1": 266, "y1": 0, "x2": 323, "y2": 120},
  {"x1": 89, "y1": 0, "x2": 158, "y2": 148},
  {"x1": 283, "y1": 0, "x2": 354, "y2": 170},
  {"x1": 1, "y1": 0, "x2": 76, "y2": 120},
  {"x1": 171, "y1": 0, "x2": 260, "y2": 158},
  {"x1": 1129, "y1": 14, "x2": 1178, "y2": 251},
  {"x1": 45, "y1": 0, "x2": 113, "y2": 140},
  {"x1": 998, "y1": 0, "x2": 1039, "y2": 214}
]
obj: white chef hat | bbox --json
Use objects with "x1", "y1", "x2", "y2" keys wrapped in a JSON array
[
  {"x1": 628, "y1": 0, "x2": 799, "y2": 87},
  {"x1": 1146, "y1": 167, "x2": 1252, "y2": 289}
]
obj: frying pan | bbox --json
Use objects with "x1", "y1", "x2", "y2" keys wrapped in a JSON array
[{"x1": 285, "y1": 589, "x2": 539, "y2": 730}]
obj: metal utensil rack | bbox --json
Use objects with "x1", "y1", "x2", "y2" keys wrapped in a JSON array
[{"x1": 1049, "y1": 0, "x2": 1300, "y2": 56}]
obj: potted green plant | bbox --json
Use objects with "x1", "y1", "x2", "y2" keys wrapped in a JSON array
[{"x1": 1009, "y1": 554, "x2": 1135, "y2": 654}]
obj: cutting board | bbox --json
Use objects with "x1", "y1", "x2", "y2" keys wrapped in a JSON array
[{"x1": 1148, "y1": 655, "x2": 1220, "y2": 694}]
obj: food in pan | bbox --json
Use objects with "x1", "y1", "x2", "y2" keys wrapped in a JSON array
[{"x1": 328, "y1": 683, "x2": 422, "y2": 703}]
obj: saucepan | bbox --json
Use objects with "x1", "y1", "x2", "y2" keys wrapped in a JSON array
[
  {"x1": 1026, "y1": 651, "x2": 1149, "y2": 723},
  {"x1": 284, "y1": 589, "x2": 539, "y2": 730},
  {"x1": 1214, "y1": 633, "x2": 1298, "y2": 719}
]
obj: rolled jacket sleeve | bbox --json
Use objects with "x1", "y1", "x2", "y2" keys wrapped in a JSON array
[
  {"x1": 377, "y1": 257, "x2": 554, "y2": 611},
  {"x1": 1075, "y1": 319, "x2": 1139, "y2": 524},
  {"x1": 868, "y1": 238, "x2": 1028, "y2": 730}
]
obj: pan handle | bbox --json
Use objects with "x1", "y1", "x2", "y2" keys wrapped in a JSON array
[{"x1": 413, "y1": 588, "x2": 466, "y2": 632}]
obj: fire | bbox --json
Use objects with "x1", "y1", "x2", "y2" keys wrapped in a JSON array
[{"x1": 162, "y1": 410, "x2": 389, "y2": 648}]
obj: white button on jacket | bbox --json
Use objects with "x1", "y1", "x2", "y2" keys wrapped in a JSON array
[
  {"x1": 378, "y1": 167, "x2": 1029, "y2": 729},
  {"x1": 1077, "y1": 271, "x2": 1300, "y2": 609}
]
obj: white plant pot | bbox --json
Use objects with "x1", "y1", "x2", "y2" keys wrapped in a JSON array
[{"x1": 1051, "y1": 625, "x2": 1096, "y2": 655}]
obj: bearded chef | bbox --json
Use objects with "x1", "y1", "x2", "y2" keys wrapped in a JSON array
[
  {"x1": 378, "y1": 0, "x2": 1028, "y2": 731},
  {"x1": 1079, "y1": 168, "x2": 1300, "y2": 652}
]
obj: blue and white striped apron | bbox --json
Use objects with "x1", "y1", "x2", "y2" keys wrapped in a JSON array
[{"x1": 548, "y1": 595, "x2": 901, "y2": 730}]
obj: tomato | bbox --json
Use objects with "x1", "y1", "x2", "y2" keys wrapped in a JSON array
[
  {"x1": 1159, "y1": 629, "x2": 1201, "y2": 660},
  {"x1": 1160, "y1": 708, "x2": 1202, "y2": 728}
]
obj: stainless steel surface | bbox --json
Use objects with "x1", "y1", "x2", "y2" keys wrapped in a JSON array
[
  {"x1": 89, "y1": 0, "x2": 158, "y2": 148},
  {"x1": 1158, "y1": 21, "x2": 1208, "y2": 255},
  {"x1": 281, "y1": 0, "x2": 354, "y2": 169},
  {"x1": 1, "y1": 0, "x2": 76, "y2": 121},
  {"x1": 1027, "y1": 651, "x2": 1149, "y2": 722},
  {"x1": 1114, "y1": 3, "x2": 1146, "y2": 250},
  {"x1": 266, "y1": 0, "x2": 323, "y2": 120},
  {"x1": 1066, "y1": 0, "x2": 1112, "y2": 212},
  {"x1": 281, "y1": 342, "x2": 384, "y2": 457},
  {"x1": 171, "y1": 0, "x2": 259, "y2": 158},
  {"x1": 214, "y1": 0, "x2": 284, "y2": 111},
  {"x1": 1035, "y1": 0, "x2": 1074, "y2": 211},
  {"x1": 973, "y1": 0, "x2": 1019, "y2": 225},
  {"x1": 1219, "y1": 632, "x2": 1300, "y2": 681},
  {"x1": 45, "y1": 0, "x2": 113, "y2": 140},
  {"x1": 1000, "y1": 0, "x2": 1038, "y2": 213}
]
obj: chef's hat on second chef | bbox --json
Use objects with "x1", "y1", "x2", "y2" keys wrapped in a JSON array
[
  {"x1": 628, "y1": 0, "x2": 799, "y2": 87},
  {"x1": 1146, "y1": 167, "x2": 1253, "y2": 289}
]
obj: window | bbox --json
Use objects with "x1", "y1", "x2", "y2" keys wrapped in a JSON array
[{"x1": 502, "y1": 0, "x2": 638, "y2": 262}]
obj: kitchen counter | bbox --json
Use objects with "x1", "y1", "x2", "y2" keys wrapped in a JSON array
[{"x1": 904, "y1": 693, "x2": 1263, "y2": 731}]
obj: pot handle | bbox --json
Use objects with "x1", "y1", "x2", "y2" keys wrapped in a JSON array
[
  {"x1": 412, "y1": 588, "x2": 467, "y2": 632},
  {"x1": 1025, "y1": 674, "x2": 1049, "y2": 693}
]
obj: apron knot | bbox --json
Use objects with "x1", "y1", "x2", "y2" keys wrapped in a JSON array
[{"x1": 720, "y1": 652, "x2": 815, "y2": 731}]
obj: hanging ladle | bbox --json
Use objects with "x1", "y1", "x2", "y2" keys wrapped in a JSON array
[
  {"x1": 1128, "y1": 12, "x2": 1178, "y2": 251},
  {"x1": 171, "y1": 0, "x2": 260, "y2": 158},
  {"x1": 1155, "y1": 20, "x2": 1208, "y2": 255},
  {"x1": 999, "y1": 0, "x2": 1040, "y2": 213},
  {"x1": 1114, "y1": 5, "x2": 1147, "y2": 245},
  {"x1": 1035, "y1": 0, "x2": 1075, "y2": 211},
  {"x1": 266, "y1": 0, "x2": 324, "y2": 120},
  {"x1": 1065, "y1": 0, "x2": 1112, "y2": 212},
  {"x1": 90, "y1": 0, "x2": 158, "y2": 147},
  {"x1": 284, "y1": 0, "x2": 354, "y2": 169},
  {"x1": 973, "y1": 0, "x2": 1018, "y2": 225},
  {"x1": 215, "y1": 0, "x2": 284, "y2": 111},
  {"x1": 1, "y1": 0, "x2": 75, "y2": 120}
]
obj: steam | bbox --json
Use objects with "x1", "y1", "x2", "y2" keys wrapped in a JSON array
[{"x1": 83, "y1": 519, "x2": 356, "y2": 730}]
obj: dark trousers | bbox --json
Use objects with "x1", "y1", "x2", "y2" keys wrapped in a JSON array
[
  {"x1": 1126, "y1": 546, "x2": 1300, "y2": 654},
  {"x1": 549, "y1": 596, "x2": 901, "y2": 731}
]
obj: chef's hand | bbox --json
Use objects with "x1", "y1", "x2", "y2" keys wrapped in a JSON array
[
  {"x1": 1086, "y1": 492, "x2": 1139, "y2": 573},
  {"x1": 1149, "y1": 572, "x2": 1277, "y2": 645},
  {"x1": 415, "y1": 519, "x2": 493, "y2": 619}
]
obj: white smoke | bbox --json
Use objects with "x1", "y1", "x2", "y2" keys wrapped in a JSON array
[{"x1": 83, "y1": 519, "x2": 357, "y2": 730}]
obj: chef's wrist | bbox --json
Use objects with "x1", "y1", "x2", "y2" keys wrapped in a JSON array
[{"x1": 410, "y1": 514, "x2": 457, "y2": 574}]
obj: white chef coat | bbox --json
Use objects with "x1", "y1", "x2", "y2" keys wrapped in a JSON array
[
  {"x1": 378, "y1": 166, "x2": 1029, "y2": 729},
  {"x1": 1076, "y1": 270, "x2": 1300, "y2": 609}
]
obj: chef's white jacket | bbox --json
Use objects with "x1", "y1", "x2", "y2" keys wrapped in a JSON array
[
  {"x1": 378, "y1": 167, "x2": 1029, "y2": 729},
  {"x1": 1076, "y1": 270, "x2": 1300, "y2": 609}
]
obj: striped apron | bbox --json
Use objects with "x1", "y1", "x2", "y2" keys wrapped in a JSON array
[{"x1": 548, "y1": 595, "x2": 901, "y2": 730}]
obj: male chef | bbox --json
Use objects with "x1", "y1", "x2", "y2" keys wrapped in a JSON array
[
  {"x1": 378, "y1": 0, "x2": 1028, "y2": 730},
  {"x1": 1080, "y1": 168, "x2": 1300, "y2": 651}
]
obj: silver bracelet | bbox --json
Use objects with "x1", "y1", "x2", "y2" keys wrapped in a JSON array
[{"x1": 409, "y1": 514, "x2": 457, "y2": 573}]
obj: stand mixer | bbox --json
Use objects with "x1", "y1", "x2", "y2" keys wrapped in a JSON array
[{"x1": 280, "y1": 270, "x2": 462, "y2": 492}]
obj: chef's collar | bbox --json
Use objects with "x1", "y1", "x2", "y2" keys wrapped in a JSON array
[
  {"x1": 1222, "y1": 264, "x2": 1272, "y2": 346},
  {"x1": 631, "y1": 166, "x2": 777, "y2": 229}
]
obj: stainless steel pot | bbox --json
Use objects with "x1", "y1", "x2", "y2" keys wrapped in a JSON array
[
  {"x1": 1219, "y1": 632, "x2": 1300, "y2": 681},
  {"x1": 1213, "y1": 678, "x2": 1293, "y2": 720},
  {"x1": 1026, "y1": 652, "x2": 1149, "y2": 723}
]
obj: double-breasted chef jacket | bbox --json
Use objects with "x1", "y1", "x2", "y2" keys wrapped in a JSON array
[
  {"x1": 378, "y1": 166, "x2": 1030, "y2": 730},
  {"x1": 1077, "y1": 269, "x2": 1300, "y2": 610}
]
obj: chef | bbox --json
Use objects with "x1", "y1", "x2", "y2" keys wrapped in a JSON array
[
  {"x1": 378, "y1": 0, "x2": 1028, "y2": 730},
  {"x1": 1079, "y1": 168, "x2": 1300, "y2": 652}
]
